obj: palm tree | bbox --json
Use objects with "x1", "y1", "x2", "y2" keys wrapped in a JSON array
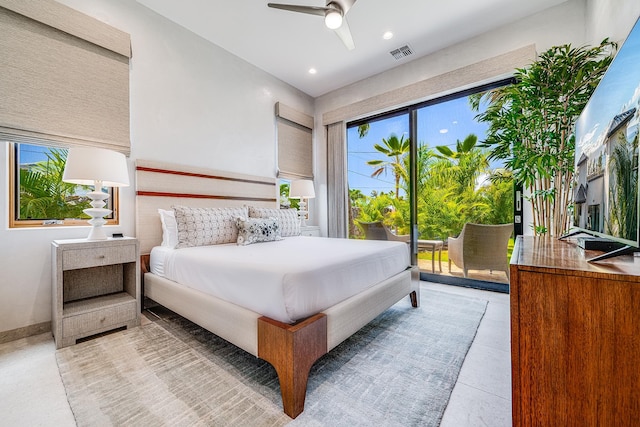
[
  {"x1": 367, "y1": 134, "x2": 410, "y2": 199},
  {"x1": 434, "y1": 134, "x2": 488, "y2": 193},
  {"x1": 19, "y1": 148, "x2": 89, "y2": 219},
  {"x1": 607, "y1": 133, "x2": 638, "y2": 240}
]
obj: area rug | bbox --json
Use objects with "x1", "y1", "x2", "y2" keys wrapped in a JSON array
[{"x1": 56, "y1": 287, "x2": 487, "y2": 426}]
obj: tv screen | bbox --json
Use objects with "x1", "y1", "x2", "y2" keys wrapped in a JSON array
[{"x1": 573, "y1": 17, "x2": 640, "y2": 249}]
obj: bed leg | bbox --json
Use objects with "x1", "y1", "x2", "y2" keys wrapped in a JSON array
[
  {"x1": 258, "y1": 313, "x2": 327, "y2": 419},
  {"x1": 410, "y1": 266, "x2": 420, "y2": 308},
  {"x1": 410, "y1": 291, "x2": 419, "y2": 308}
]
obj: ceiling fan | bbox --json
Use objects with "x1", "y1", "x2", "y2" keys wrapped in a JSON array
[{"x1": 267, "y1": 0, "x2": 357, "y2": 50}]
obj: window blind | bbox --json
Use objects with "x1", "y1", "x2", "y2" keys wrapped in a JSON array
[
  {"x1": 275, "y1": 102, "x2": 313, "y2": 179},
  {"x1": 0, "y1": 0, "x2": 131, "y2": 154}
]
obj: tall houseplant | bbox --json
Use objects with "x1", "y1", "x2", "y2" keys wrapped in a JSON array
[{"x1": 471, "y1": 40, "x2": 616, "y2": 236}]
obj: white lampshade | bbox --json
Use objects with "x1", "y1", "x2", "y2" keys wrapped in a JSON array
[
  {"x1": 289, "y1": 179, "x2": 315, "y2": 199},
  {"x1": 62, "y1": 147, "x2": 130, "y2": 187},
  {"x1": 62, "y1": 147, "x2": 129, "y2": 240}
]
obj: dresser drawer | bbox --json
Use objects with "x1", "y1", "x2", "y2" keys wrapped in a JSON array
[
  {"x1": 62, "y1": 300, "x2": 136, "y2": 337},
  {"x1": 63, "y1": 244, "x2": 136, "y2": 270}
]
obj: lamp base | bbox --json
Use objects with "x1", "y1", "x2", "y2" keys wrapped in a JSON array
[
  {"x1": 298, "y1": 211, "x2": 308, "y2": 227},
  {"x1": 83, "y1": 187, "x2": 111, "y2": 240},
  {"x1": 297, "y1": 199, "x2": 309, "y2": 227}
]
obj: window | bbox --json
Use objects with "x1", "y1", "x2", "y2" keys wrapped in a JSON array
[
  {"x1": 2, "y1": 2, "x2": 130, "y2": 229},
  {"x1": 9, "y1": 142, "x2": 119, "y2": 228},
  {"x1": 347, "y1": 79, "x2": 515, "y2": 281},
  {"x1": 278, "y1": 179, "x2": 300, "y2": 210}
]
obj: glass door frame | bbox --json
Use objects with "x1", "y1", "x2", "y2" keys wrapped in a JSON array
[{"x1": 348, "y1": 77, "x2": 515, "y2": 283}]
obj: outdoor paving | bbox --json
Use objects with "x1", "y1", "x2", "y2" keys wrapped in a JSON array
[{"x1": 417, "y1": 258, "x2": 510, "y2": 284}]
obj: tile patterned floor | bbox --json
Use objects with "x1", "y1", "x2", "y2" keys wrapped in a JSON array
[{"x1": 0, "y1": 282, "x2": 512, "y2": 426}]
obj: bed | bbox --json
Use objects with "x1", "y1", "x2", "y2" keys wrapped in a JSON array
[{"x1": 136, "y1": 160, "x2": 420, "y2": 418}]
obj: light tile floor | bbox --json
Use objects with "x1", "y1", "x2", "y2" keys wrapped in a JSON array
[{"x1": 0, "y1": 282, "x2": 511, "y2": 426}]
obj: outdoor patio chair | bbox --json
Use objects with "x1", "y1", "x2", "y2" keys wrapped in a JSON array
[
  {"x1": 382, "y1": 225, "x2": 443, "y2": 272},
  {"x1": 358, "y1": 221, "x2": 387, "y2": 240},
  {"x1": 448, "y1": 223, "x2": 512, "y2": 280}
]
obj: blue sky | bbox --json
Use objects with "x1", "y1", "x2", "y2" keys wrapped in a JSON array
[
  {"x1": 347, "y1": 95, "x2": 494, "y2": 196},
  {"x1": 19, "y1": 144, "x2": 53, "y2": 164},
  {"x1": 575, "y1": 18, "x2": 640, "y2": 159}
]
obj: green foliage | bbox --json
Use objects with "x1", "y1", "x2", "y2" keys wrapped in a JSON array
[
  {"x1": 367, "y1": 133, "x2": 410, "y2": 199},
  {"x1": 350, "y1": 131, "x2": 513, "y2": 240},
  {"x1": 19, "y1": 148, "x2": 91, "y2": 220},
  {"x1": 435, "y1": 134, "x2": 488, "y2": 194},
  {"x1": 279, "y1": 182, "x2": 299, "y2": 209},
  {"x1": 607, "y1": 133, "x2": 638, "y2": 240},
  {"x1": 357, "y1": 123, "x2": 370, "y2": 138},
  {"x1": 471, "y1": 39, "x2": 616, "y2": 235},
  {"x1": 481, "y1": 170, "x2": 515, "y2": 225}
]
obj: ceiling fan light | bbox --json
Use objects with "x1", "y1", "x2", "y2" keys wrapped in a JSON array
[{"x1": 324, "y1": 9, "x2": 343, "y2": 29}]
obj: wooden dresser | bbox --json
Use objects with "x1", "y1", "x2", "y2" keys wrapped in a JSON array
[{"x1": 510, "y1": 236, "x2": 640, "y2": 426}]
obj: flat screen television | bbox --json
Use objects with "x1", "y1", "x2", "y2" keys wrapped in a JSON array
[{"x1": 571, "y1": 17, "x2": 640, "y2": 261}]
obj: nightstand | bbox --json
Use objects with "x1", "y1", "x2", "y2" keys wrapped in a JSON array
[
  {"x1": 300, "y1": 225, "x2": 321, "y2": 237},
  {"x1": 51, "y1": 237, "x2": 140, "y2": 349}
]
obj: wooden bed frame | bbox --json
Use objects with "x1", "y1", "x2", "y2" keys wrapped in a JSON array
[{"x1": 135, "y1": 160, "x2": 420, "y2": 418}]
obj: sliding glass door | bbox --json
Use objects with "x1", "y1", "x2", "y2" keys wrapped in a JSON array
[
  {"x1": 346, "y1": 79, "x2": 514, "y2": 287},
  {"x1": 346, "y1": 112, "x2": 410, "y2": 241}
]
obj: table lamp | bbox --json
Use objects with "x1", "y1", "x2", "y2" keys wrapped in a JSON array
[
  {"x1": 289, "y1": 179, "x2": 315, "y2": 226},
  {"x1": 62, "y1": 147, "x2": 130, "y2": 240}
]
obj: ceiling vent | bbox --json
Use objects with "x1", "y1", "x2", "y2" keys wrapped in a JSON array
[{"x1": 389, "y1": 44, "x2": 414, "y2": 60}]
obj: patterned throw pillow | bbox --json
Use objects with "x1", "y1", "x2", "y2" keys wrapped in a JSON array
[
  {"x1": 248, "y1": 206, "x2": 301, "y2": 237},
  {"x1": 235, "y1": 217, "x2": 282, "y2": 246},
  {"x1": 173, "y1": 206, "x2": 248, "y2": 248}
]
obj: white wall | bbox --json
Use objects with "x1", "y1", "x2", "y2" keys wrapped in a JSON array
[
  {"x1": 586, "y1": 0, "x2": 640, "y2": 45},
  {"x1": 0, "y1": 0, "x2": 313, "y2": 334}
]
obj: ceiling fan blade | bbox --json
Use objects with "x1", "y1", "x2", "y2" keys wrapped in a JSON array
[
  {"x1": 333, "y1": 0, "x2": 357, "y2": 16},
  {"x1": 334, "y1": 17, "x2": 355, "y2": 50},
  {"x1": 267, "y1": 3, "x2": 327, "y2": 17}
]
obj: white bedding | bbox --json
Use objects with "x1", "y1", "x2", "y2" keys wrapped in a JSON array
[{"x1": 150, "y1": 236, "x2": 410, "y2": 323}]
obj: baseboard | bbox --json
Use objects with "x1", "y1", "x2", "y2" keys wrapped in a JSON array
[
  {"x1": 0, "y1": 321, "x2": 51, "y2": 345},
  {"x1": 420, "y1": 272, "x2": 510, "y2": 293}
]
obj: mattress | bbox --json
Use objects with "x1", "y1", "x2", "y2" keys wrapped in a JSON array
[{"x1": 150, "y1": 236, "x2": 410, "y2": 323}]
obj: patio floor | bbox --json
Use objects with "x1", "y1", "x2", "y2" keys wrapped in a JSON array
[{"x1": 417, "y1": 258, "x2": 510, "y2": 285}]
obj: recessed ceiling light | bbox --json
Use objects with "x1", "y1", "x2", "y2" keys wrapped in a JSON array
[
  {"x1": 383, "y1": 31, "x2": 394, "y2": 40},
  {"x1": 308, "y1": 68, "x2": 317, "y2": 75}
]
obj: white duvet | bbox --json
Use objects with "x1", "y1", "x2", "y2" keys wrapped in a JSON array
[{"x1": 150, "y1": 236, "x2": 410, "y2": 323}]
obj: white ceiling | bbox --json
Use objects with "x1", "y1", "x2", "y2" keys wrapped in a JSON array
[{"x1": 135, "y1": 0, "x2": 568, "y2": 98}]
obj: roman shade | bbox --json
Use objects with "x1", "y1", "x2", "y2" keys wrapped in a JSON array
[
  {"x1": 276, "y1": 102, "x2": 313, "y2": 179},
  {"x1": 0, "y1": 0, "x2": 131, "y2": 154}
]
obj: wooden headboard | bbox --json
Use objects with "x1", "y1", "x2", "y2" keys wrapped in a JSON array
[{"x1": 135, "y1": 159, "x2": 278, "y2": 254}]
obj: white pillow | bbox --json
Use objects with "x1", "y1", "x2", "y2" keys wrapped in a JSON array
[
  {"x1": 158, "y1": 209, "x2": 178, "y2": 248},
  {"x1": 248, "y1": 207, "x2": 301, "y2": 237}
]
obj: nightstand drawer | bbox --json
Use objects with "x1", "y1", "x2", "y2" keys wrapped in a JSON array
[
  {"x1": 300, "y1": 226, "x2": 320, "y2": 237},
  {"x1": 62, "y1": 300, "x2": 136, "y2": 337},
  {"x1": 63, "y1": 245, "x2": 136, "y2": 270}
]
